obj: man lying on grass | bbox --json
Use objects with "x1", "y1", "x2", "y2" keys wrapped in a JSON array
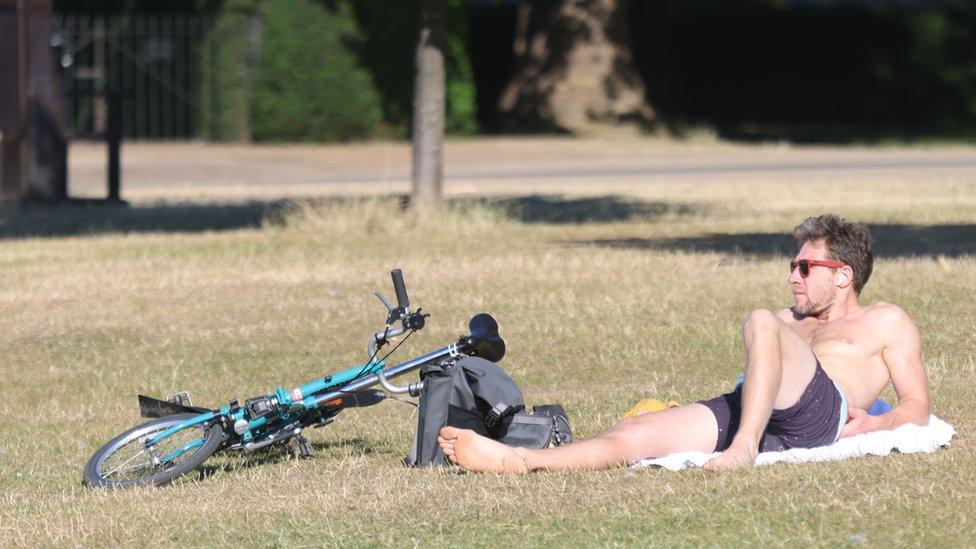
[{"x1": 438, "y1": 214, "x2": 931, "y2": 473}]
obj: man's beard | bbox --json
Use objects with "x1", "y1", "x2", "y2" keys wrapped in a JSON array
[{"x1": 793, "y1": 287, "x2": 836, "y2": 316}]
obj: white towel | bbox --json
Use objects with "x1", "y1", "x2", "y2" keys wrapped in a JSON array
[{"x1": 636, "y1": 414, "x2": 955, "y2": 471}]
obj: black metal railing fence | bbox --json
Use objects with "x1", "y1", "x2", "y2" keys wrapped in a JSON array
[{"x1": 54, "y1": 13, "x2": 208, "y2": 140}]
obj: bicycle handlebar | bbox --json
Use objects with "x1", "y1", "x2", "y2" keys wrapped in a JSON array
[
  {"x1": 391, "y1": 269, "x2": 409, "y2": 311},
  {"x1": 368, "y1": 269, "x2": 430, "y2": 359},
  {"x1": 367, "y1": 325, "x2": 404, "y2": 359},
  {"x1": 315, "y1": 342, "x2": 460, "y2": 408}
]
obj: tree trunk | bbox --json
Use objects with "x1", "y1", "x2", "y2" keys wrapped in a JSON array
[
  {"x1": 0, "y1": 0, "x2": 66, "y2": 204},
  {"x1": 411, "y1": 0, "x2": 446, "y2": 205},
  {"x1": 499, "y1": 0, "x2": 654, "y2": 135}
]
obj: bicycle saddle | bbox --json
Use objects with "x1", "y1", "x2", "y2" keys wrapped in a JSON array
[{"x1": 464, "y1": 313, "x2": 506, "y2": 363}]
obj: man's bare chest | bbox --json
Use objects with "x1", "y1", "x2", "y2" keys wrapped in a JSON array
[{"x1": 791, "y1": 318, "x2": 885, "y2": 360}]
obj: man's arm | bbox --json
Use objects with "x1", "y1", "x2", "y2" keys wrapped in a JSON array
[{"x1": 842, "y1": 304, "x2": 930, "y2": 437}]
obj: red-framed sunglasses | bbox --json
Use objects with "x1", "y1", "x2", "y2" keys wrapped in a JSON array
[{"x1": 790, "y1": 259, "x2": 844, "y2": 277}]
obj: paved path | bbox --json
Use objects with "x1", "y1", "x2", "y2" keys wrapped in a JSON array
[{"x1": 67, "y1": 138, "x2": 976, "y2": 201}]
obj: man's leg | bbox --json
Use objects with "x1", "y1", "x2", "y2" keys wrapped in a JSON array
[
  {"x1": 438, "y1": 403, "x2": 718, "y2": 474},
  {"x1": 704, "y1": 309, "x2": 818, "y2": 470},
  {"x1": 439, "y1": 308, "x2": 819, "y2": 474}
]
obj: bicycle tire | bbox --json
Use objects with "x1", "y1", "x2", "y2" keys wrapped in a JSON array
[{"x1": 83, "y1": 413, "x2": 223, "y2": 489}]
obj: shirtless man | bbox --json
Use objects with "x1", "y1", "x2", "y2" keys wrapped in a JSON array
[{"x1": 438, "y1": 214, "x2": 931, "y2": 473}]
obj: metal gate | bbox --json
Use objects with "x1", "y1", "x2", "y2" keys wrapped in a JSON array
[{"x1": 54, "y1": 13, "x2": 208, "y2": 139}]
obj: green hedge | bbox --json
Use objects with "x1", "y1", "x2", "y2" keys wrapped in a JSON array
[
  {"x1": 200, "y1": 0, "x2": 478, "y2": 142},
  {"x1": 250, "y1": 0, "x2": 382, "y2": 141},
  {"x1": 351, "y1": 0, "x2": 479, "y2": 137},
  {"x1": 198, "y1": 0, "x2": 261, "y2": 141}
]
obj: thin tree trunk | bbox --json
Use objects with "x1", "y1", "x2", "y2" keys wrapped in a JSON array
[
  {"x1": 0, "y1": 0, "x2": 66, "y2": 203},
  {"x1": 411, "y1": 0, "x2": 446, "y2": 205}
]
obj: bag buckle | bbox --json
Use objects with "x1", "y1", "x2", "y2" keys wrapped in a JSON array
[{"x1": 485, "y1": 403, "x2": 511, "y2": 429}]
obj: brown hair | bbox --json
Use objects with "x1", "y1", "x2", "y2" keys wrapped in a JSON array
[{"x1": 792, "y1": 214, "x2": 873, "y2": 294}]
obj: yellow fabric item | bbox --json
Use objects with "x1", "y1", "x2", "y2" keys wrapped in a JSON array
[{"x1": 623, "y1": 398, "x2": 680, "y2": 418}]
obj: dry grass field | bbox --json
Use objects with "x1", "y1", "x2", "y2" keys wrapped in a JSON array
[{"x1": 1, "y1": 139, "x2": 975, "y2": 546}]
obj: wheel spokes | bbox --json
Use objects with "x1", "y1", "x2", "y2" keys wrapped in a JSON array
[
  {"x1": 101, "y1": 448, "x2": 153, "y2": 478},
  {"x1": 99, "y1": 423, "x2": 208, "y2": 482}
]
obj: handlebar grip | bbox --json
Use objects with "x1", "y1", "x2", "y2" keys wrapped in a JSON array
[{"x1": 391, "y1": 269, "x2": 410, "y2": 310}]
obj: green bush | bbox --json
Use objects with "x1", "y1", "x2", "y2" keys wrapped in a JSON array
[
  {"x1": 249, "y1": 0, "x2": 382, "y2": 141},
  {"x1": 198, "y1": 0, "x2": 261, "y2": 141},
  {"x1": 352, "y1": 0, "x2": 479, "y2": 136},
  {"x1": 445, "y1": 0, "x2": 478, "y2": 135},
  {"x1": 201, "y1": 0, "x2": 477, "y2": 142}
]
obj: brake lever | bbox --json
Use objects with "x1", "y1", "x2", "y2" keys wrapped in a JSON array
[
  {"x1": 372, "y1": 291, "x2": 395, "y2": 313},
  {"x1": 374, "y1": 291, "x2": 407, "y2": 325}
]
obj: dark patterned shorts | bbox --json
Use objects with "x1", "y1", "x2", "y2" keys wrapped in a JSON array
[{"x1": 699, "y1": 361, "x2": 847, "y2": 453}]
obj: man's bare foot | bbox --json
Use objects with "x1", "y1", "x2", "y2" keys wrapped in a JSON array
[
  {"x1": 702, "y1": 443, "x2": 758, "y2": 471},
  {"x1": 437, "y1": 426, "x2": 529, "y2": 474}
]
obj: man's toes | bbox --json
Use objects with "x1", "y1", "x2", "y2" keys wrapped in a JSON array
[{"x1": 439, "y1": 426, "x2": 464, "y2": 439}]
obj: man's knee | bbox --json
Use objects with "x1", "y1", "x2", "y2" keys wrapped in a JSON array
[
  {"x1": 605, "y1": 416, "x2": 657, "y2": 452},
  {"x1": 743, "y1": 308, "x2": 781, "y2": 341},
  {"x1": 602, "y1": 427, "x2": 644, "y2": 458}
]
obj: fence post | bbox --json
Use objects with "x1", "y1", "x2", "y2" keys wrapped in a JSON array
[{"x1": 107, "y1": 85, "x2": 121, "y2": 201}]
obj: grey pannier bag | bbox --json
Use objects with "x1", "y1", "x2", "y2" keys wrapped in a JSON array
[
  {"x1": 405, "y1": 356, "x2": 573, "y2": 466},
  {"x1": 498, "y1": 404, "x2": 573, "y2": 449}
]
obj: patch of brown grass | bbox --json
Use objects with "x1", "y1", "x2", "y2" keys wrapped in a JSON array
[{"x1": 1, "y1": 176, "x2": 974, "y2": 545}]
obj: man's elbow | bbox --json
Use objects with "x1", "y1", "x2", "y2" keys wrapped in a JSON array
[
  {"x1": 915, "y1": 408, "x2": 931, "y2": 426},
  {"x1": 907, "y1": 400, "x2": 930, "y2": 426}
]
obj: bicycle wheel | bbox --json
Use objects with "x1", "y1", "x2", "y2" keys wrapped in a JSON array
[{"x1": 83, "y1": 413, "x2": 223, "y2": 489}]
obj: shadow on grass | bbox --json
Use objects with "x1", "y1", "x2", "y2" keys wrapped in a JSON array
[
  {"x1": 467, "y1": 195, "x2": 696, "y2": 224},
  {"x1": 0, "y1": 195, "x2": 698, "y2": 239},
  {"x1": 576, "y1": 223, "x2": 976, "y2": 258},
  {"x1": 0, "y1": 200, "x2": 286, "y2": 239},
  {"x1": 196, "y1": 437, "x2": 381, "y2": 481}
]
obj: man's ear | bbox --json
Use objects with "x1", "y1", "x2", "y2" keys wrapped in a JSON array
[{"x1": 836, "y1": 265, "x2": 854, "y2": 288}]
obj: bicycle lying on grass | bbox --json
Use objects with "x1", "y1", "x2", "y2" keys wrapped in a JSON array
[{"x1": 83, "y1": 269, "x2": 505, "y2": 488}]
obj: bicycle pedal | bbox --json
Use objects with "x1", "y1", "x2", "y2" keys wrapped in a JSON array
[{"x1": 166, "y1": 391, "x2": 193, "y2": 407}]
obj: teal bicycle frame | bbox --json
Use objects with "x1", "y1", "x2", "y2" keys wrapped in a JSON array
[
  {"x1": 144, "y1": 359, "x2": 388, "y2": 454},
  {"x1": 142, "y1": 334, "x2": 478, "y2": 463},
  {"x1": 87, "y1": 269, "x2": 506, "y2": 486}
]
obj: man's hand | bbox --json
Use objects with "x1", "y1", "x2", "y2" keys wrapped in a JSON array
[
  {"x1": 840, "y1": 407, "x2": 877, "y2": 438},
  {"x1": 703, "y1": 443, "x2": 757, "y2": 472}
]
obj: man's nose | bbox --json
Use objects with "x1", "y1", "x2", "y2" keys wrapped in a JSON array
[{"x1": 788, "y1": 266, "x2": 803, "y2": 285}]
